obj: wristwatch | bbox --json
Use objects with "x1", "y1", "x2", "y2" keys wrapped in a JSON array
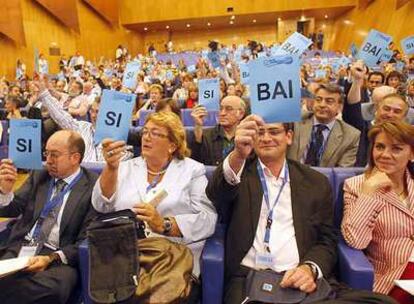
[
  {"x1": 304, "y1": 262, "x2": 319, "y2": 280},
  {"x1": 162, "y1": 217, "x2": 173, "y2": 235}
]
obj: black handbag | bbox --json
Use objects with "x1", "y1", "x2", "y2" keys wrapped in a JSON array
[
  {"x1": 243, "y1": 269, "x2": 334, "y2": 304},
  {"x1": 86, "y1": 209, "x2": 145, "y2": 303}
]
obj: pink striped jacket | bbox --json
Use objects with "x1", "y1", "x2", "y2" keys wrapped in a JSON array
[{"x1": 341, "y1": 171, "x2": 414, "y2": 294}]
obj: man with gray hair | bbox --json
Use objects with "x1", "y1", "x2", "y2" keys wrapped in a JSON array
[{"x1": 189, "y1": 95, "x2": 247, "y2": 165}]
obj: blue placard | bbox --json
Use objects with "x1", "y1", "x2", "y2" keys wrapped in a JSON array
[
  {"x1": 239, "y1": 63, "x2": 250, "y2": 85},
  {"x1": 187, "y1": 65, "x2": 196, "y2": 73},
  {"x1": 380, "y1": 50, "x2": 393, "y2": 63},
  {"x1": 165, "y1": 70, "x2": 174, "y2": 80},
  {"x1": 248, "y1": 55, "x2": 301, "y2": 123},
  {"x1": 357, "y1": 29, "x2": 392, "y2": 67},
  {"x1": 339, "y1": 56, "x2": 351, "y2": 66},
  {"x1": 72, "y1": 70, "x2": 81, "y2": 78},
  {"x1": 94, "y1": 90, "x2": 136, "y2": 144},
  {"x1": 201, "y1": 49, "x2": 209, "y2": 59},
  {"x1": 395, "y1": 61, "x2": 405, "y2": 72},
  {"x1": 104, "y1": 68, "x2": 113, "y2": 78},
  {"x1": 270, "y1": 45, "x2": 280, "y2": 56},
  {"x1": 198, "y1": 78, "x2": 220, "y2": 111},
  {"x1": 207, "y1": 52, "x2": 221, "y2": 68},
  {"x1": 122, "y1": 61, "x2": 141, "y2": 89},
  {"x1": 9, "y1": 119, "x2": 42, "y2": 170},
  {"x1": 401, "y1": 36, "x2": 414, "y2": 55},
  {"x1": 314, "y1": 69, "x2": 327, "y2": 78},
  {"x1": 350, "y1": 43, "x2": 358, "y2": 58},
  {"x1": 273, "y1": 32, "x2": 312, "y2": 57}
]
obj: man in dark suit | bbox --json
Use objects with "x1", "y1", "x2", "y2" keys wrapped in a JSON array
[
  {"x1": 0, "y1": 130, "x2": 98, "y2": 304},
  {"x1": 206, "y1": 115, "x2": 395, "y2": 303},
  {"x1": 188, "y1": 95, "x2": 247, "y2": 165}
]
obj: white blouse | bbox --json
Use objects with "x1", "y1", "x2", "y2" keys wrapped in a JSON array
[{"x1": 92, "y1": 157, "x2": 217, "y2": 275}]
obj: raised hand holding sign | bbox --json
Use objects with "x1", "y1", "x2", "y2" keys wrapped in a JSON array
[
  {"x1": 9, "y1": 119, "x2": 42, "y2": 170},
  {"x1": 94, "y1": 90, "x2": 136, "y2": 145}
]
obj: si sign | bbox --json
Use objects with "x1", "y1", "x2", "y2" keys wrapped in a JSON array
[
  {"x1": 9, "y1": 119, "x2": 43, "y2": 170},
  {"x1": 94, "y1": 89, "x2": 136, "y2": 144},
  {"x1": 198, "y1": 78, "x2": 220, "y2": 111},
  {"x1": 248, "y1": 55, "x2": 301, "y2": 123}
]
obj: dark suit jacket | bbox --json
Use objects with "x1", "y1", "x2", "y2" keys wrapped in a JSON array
[
  {"x1": 188, "y1": 125, "x2": 233, "y2": 166},
  {"x1": 0, "y1": 167, "x2": 98, "y2": 266},
  {"x1": 206, "y1": 158, "x2": 338, "y2": 281}
]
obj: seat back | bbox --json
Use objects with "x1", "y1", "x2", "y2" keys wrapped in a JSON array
[
  {"x1": 333, "y1": 167, "x2": 365, "y2": 228},
  {"x1": 138, "y1": 110, "x2": 154, "y2": 126},
  {"x1": 312, "y1": 167, "x2": 334, "y2": 191},
  {"x1": 82, "y1": 162, "x2": 105, "y2": 175}
]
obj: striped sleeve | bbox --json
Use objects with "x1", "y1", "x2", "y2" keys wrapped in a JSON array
[
  {"x1": 39, "y1": 90, "x2": 80, "y2": 131},
  {"x1": 341, "y1": 177, "x2": 386, "y2": 250}
]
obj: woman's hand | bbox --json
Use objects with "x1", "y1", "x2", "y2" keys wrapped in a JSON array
[
  {"x1": 102, "y1": 139, "x2": 126, "y2": 170},
  {"x1": 362, "y1": 169, "x2": 393, "y2": 195},
  {"x1": 133, "y1": 203, "x2": 164, "y2": 234}
]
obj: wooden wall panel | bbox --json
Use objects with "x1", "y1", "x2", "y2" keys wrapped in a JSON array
[
  {"x1": 0, "y1": 0, "x2": 143, "y2": 79},
  {"x1": 164, "y1": 24, "x2": 277, "y2": 52},
  {"x1": 121, "y1": 0, "x2": 356, "y2": 24},
  {"x1": 327, "y1": 0, "x2": 414, "y2": 52},
  {"x1": 83, "y1": 0, "x2": 119, "y2": 25},
  {"x1": 0, "y1": 0, "x2": 26, "y2": 45},
  {"x1": 34, "y1": 0, "x2": 80, "y2": 32}
]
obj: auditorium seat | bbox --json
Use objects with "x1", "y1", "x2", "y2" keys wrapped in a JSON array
[
  {"x1": 138, "y1": 109, "x2": 154, "y2": 126},
  {"x1": 78, "y1": 165, "x2": 374, "y2": 303},
  {"x1": 333, "y1": 167, "x2": 373, "y2": 290}
]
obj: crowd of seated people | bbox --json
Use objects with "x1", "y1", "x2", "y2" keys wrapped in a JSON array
[{"x1": 0, "y1": 39, "x2": 412, "y2": 303}]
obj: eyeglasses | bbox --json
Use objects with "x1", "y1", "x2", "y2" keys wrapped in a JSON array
[
  {"x1": 369, "y1": 80, "x2": 382, "y2": 85},
  {"x1": 43, "y1": 151, "x2": 75, "y2": 159},
  {"x1": 258, "y1": 128, "x2": 285, "y2": 137},
  {"x1": 141, "y1": 128, "x2": 169, "y2": 139}
]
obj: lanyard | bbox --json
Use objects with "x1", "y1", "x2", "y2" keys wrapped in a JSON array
[
  {"x1": 256, "y1": 162, "x2": 289, "y2": 252},
  {"x1": 146, "y1": 161, "x2": 171, "y2": 193},
  {"x1": 31, "y1": 171, "x2": 83, "y2": 241}
]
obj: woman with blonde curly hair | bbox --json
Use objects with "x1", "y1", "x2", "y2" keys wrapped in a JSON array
[{"x1": 92, "y1": 111, "x2": 217, "y2": 302}]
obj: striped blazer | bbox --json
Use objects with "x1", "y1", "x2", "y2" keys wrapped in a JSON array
[{"x1": 341, "y1": 170, "x2": 414, "y2": 294}]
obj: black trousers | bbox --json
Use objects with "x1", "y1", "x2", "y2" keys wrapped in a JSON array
[
  {"x1": 224, "y1": 266, "x2": 397, "y2": 304},
  {"x1": 0, "y1": 246, "x2": 78, "y2": 304},
  {"x1": 0, "y1": 263, "x2": 78, "y2": 304}
]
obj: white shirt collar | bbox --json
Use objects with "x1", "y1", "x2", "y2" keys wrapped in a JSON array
[
  {"x1": 312, "y1": 116, "x2": 336, "y2": 131},
  {"x1": 56, "y1": 167, "x2": 81, "y2": 185},
  {"x1": 258, "y1": 158, "x2": 289, "y2": 183}
]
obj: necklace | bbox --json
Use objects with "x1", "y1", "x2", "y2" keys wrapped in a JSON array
[{"x1": 147, "y1": 169, "x2": 167, "y2": 175}]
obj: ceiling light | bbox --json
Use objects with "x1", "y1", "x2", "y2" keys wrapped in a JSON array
[
  {"x1": 230, "y1": 15, "x2": 235, "y2": 20},
  {"x1": 186, "y1": 24, "x2": 191, "y2": 28},
  {"x1": 324, "y1": 14, "x2": 328, "y2": 19},
  {"x1": 166, "y1": 25, "x2": 170, "y2": 29},
  {"x1": 300, "y1": 15, "x2": 306, "y2": 21},
  {"x1": 278, "y1": 17, "x2": 282, "y2": 21},
  {"x1": 252, "y1": 19, "x2": 257, "y2": 23},
  {"x1": 144, "y1": 27, "x2": 148, "y2": 31},
  {"x1": 207, "y1": 22, "x2": 211, "y2": 26},
  {"x1": 229, "y1": 20, "x2": 234, "y2": 25}
]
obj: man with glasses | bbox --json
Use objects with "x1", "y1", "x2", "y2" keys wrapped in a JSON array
[
  {"x1": 207, "y1": 115, "x2": 394, "y2": 304},
  {"x1": 189, "y1": 95, "x2": 247, "y2": 165},
  {"x1": 0, "y1": 130, "x2": 98, "y2": 304},
  {"x1": 287, "y1": 83, "x2": 360, "y2": 167}
]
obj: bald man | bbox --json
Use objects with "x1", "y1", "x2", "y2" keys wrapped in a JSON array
[
  {"x1": 0, "y1": 130, "x2": 98, "y2": 304},
  {"x1": 189, "y1": 95, "x2": 247, "y2": 165}
]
